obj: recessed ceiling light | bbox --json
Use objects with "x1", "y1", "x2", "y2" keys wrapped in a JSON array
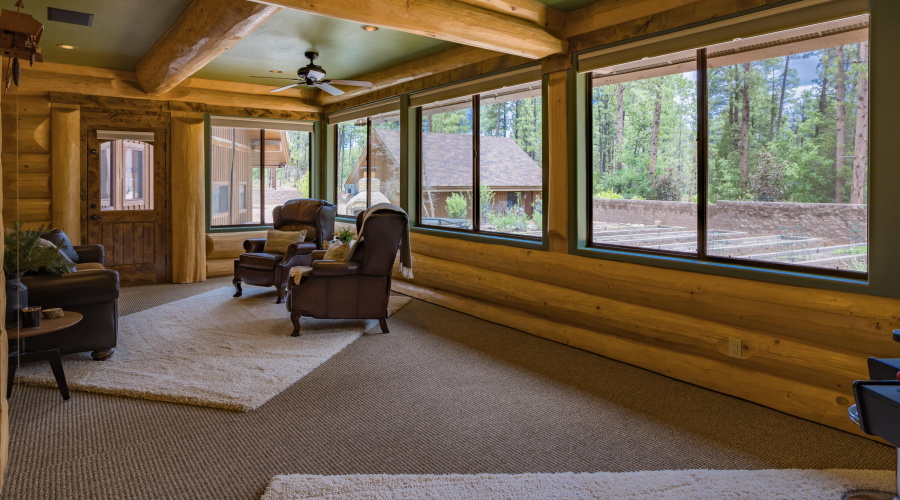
[
  {"x1": 57, "y1": 44, "x2": 78, "y2": 50},
  {"x1": 361, "y1": 25, "x2": 379, "y2": 32},
  {"x1": 269, "y1": 69, "x2": 283, "y2": 73}
]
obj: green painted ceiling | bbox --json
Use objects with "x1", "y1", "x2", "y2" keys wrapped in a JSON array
[
  {"x1": 17, "y1": 0, "x2": 193, "y2": 71},
  {"x1": 194, "y1": 9, "x2": 454, "y2": 84},
  {"x1": 15, "y1": 0, "x2": 599, "y2": 86}
]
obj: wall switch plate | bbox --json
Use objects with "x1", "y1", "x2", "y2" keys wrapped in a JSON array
[{"x1": 728, "y1": 337, "x2": 742, "y2": 359}]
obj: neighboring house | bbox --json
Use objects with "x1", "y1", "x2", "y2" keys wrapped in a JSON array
[
  {"x1": 209, "y1": 127, "x2": 289, "y2": 225},
  {"x1": 342, "y1": 128, "x2": 542, "y2": 218}
]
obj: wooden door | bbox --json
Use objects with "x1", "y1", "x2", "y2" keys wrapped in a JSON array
[{"x1": 86, "y1": 128, "x2": 168, "y2": 284}]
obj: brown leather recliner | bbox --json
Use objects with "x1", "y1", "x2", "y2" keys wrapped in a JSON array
[
  {"x1": 286, "y1": 209, "x2": 407, "y2": 336},
  {"x1": 233, "y1": 199, "x2": 336, "y2": 303}
]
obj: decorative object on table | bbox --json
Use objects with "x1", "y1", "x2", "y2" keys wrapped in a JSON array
[
  {"x1": 3, "y1": 222, "x2": 72, "y2": 325},
  {"x1": 41, "y1": 307, "x2": 63, "y2": 319},
  {"x1": 286, "y1": 204, "x2": 411, "y2": 336},
  {"x1": 0, "y1": 0, "x2": 44, "y2": 93},
  {"x1": 19, "y1": 306, "x2": 40, "y2": 328},
  {"x1": 336, "y1": 227, "x2": 354, "y2": 244},
  {"x1": 233, "y1": 199, "x2": 336, "y2": 304}
]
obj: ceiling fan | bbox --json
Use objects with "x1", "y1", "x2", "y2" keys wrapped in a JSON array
[{"x1": 251, "y1": 51, "x2": 372, "y2": 96}]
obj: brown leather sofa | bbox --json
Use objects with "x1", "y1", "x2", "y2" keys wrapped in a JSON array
[
  {"x1": 233, "y1": 199, "x2": 336, "y2": 303},
  {"x1": 286, "y1": 209, "x2": 407, "y2": 336},
  {"x1": 20, "y1": 242, "x2": 119, "y2": 360}
]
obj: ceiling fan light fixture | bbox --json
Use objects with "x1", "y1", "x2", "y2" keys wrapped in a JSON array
[
  {"x1": 269, "y1": 69, "x2": 283, "y2": 73},
  {"x1": 361, "y1": 25, "x2": 379, "y2": 32},
  {"x1": 57, "y1": 44, "x2": 78, "y2": 50}
]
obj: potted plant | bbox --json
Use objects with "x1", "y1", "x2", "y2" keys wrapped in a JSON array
[
  {"x1": 336, "y1": 227, "x2": 355, "y2": 245},
  {"x1": 4, "y1": 223, "x2": 71, "y2": 325}
]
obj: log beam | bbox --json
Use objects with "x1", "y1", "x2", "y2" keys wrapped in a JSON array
[
  {"x1": 253, "y1": 0, "x2": 566, "y2": 59},
  {"x1": 454, "y1": 0, "x2": 564, "y2": 29},
  {"x1": 136, "y1": 0, "x2": 280, "y2": 95}
]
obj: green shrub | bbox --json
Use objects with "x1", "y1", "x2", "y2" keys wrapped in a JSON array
[{"x1": 445, "y1": 192, "x2": 469, "y2": 219}]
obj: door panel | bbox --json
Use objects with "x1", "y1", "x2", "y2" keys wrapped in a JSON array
[{"x1": 86, "y1": 128, "x2": 167, "y2": 285}]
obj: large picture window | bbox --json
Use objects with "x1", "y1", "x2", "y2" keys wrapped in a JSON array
[
  {"x1": 334, "y1": 106, "x2": 401, "y2": 218},
  {"x1": 209, "y1": 117, "x2": 313, "y2": 228},
  {"x1": 416, "y1": 78, "x2": 543, "y2": 238},
  {"x1": 587, "y1": 15, "x2": 869, "y2": 276}
]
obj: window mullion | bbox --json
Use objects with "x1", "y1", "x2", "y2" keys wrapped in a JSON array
[
  {"x1": 367, "y1": 118, "x2": 372, "y2": 208},
  {"x1": 697, "y1": 48, "x2": 709, "y2": 260},
  {"x1": 260, "y1": 128, "x2": 266, "y2": 225},
  {"x1": 473, "y1": 95, "x2": 481, "y2": 232}
]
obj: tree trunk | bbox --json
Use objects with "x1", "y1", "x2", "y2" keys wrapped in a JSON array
[
  {"x1": 739, "y1": 62, "x2": 751, "y2": 183},
  {"x1": 851, "y1": 41, "x2": 869, "y2": 205},
  {"x1": 649, "y1": 84, "x2": 662, "y2": 178},
  {"x1": 615, "y1": 84, "x2": 624, "y2": 171},
  {"x1": 777, "y1": 55, "x2": 790, "y2": 135},
  {"x1": 816, "y1": 51, "x2": 830, "y2": 138},
  {"x1": 835, "y1": 46, "x2": 846, "y2": 202}
]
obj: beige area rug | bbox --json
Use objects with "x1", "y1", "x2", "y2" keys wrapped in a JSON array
[
  {"x1": 15, "y1": 286, "x2": 411, "y2": 411},
  {"x1": 261, "y1": 470, "x2": 895, "y2": 500}
]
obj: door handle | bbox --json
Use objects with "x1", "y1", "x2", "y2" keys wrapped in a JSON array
[{"x1": 90, "y1": 215, "x2": 105, "y2": 220}]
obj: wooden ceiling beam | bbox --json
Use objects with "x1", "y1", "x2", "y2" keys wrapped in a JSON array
[
  {"x1": 454, "y1": 0, "x2": 564, "y2": 30},
  {"x1": 136, "y1": 0, "x2": 280, "y2": 95},
  {"x1": 252, "y1": 0, "x2": 566, "y2": 59}
]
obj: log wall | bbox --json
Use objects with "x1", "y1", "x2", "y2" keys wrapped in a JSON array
[{"x1": 392, "y1": 232, "x2": 900, "y2": 438}]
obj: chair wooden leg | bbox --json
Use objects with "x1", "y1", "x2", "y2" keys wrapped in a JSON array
[
  {"x1": 232, "y1": 278, "x2": 242, "y2": 297},
  {"x1": 379, "y1": 318, "x2": 389, "y2": 334},
  {"x1": 290, "y1": 311, "x2": 302, "y2": 337},
  {"x1": 275, "y1": 283, "x2": 284, "y2": 304}
]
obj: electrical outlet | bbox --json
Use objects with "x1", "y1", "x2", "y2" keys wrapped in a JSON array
[{"x1": 728, "y1": 338, "x2": 742, "y2": 359}]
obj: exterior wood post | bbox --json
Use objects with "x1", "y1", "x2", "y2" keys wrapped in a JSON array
[{"x1": 171, "y1": 114, "x2": 206, "y2": 283}]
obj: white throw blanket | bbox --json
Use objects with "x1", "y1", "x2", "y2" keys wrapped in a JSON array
[{"x1": 346, "y1": 203, "x2": 413, "y2": 279}]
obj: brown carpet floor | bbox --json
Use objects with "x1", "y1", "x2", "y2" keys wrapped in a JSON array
[{"x1": 2, "y1": 277, "x2": 894, "y2": 499}]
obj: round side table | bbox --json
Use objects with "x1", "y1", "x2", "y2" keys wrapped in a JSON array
[{"x1": 7, "y1": 311, "x2": 83, "y2": 401}]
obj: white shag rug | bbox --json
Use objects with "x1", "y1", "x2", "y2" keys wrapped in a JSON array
[
  {"x1": 16, "y1": 286, "x2": 411, "y2": 411},
  {"x1": 260, "y1": 470, "x2": 896, "y2": 500}
]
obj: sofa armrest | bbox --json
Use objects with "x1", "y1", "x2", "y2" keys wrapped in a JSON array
[
  {"x1": 282, "y1": 241, "x2": 317, "y2": 261},
  {"x1": 21, "y1": 269, "x2": 120, "y2": 308},
  {"x1": 74, "y1": 245, "x2": 105, "y2": 265},
  {"x1": 311, "y1": 260, "x2": 359, "y2": 277},
  {"x1": 311, "y1": 250, "x2": 327, "y2": 262},
  {"x1": 243, "y1": 238, "x2": 266, "y2": 253}
]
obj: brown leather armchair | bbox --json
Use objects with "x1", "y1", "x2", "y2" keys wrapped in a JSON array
[
  {"x1": 286, "y1": 210, "x2": 407, "y2": 336},
  {"x1": 233, "y1": 199, "x2": 336, "y2": 303}
]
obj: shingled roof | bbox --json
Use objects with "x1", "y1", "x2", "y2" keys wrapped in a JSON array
[{"x1": 375, "y1": 129, "x2": 542, "y2": 190}]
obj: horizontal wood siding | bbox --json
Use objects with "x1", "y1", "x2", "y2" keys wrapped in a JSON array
[{"x1": 2, "y1": 95, "x2": 51, "y2": 229}]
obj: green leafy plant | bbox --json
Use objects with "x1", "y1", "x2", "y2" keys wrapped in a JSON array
[
  {"x1": 336, "y1": 227, "x2": 355, "y2": 244},
  {"x1": 487, "y1": 205, "x2": 529, "y2": 233},
  {"x1": 4, "y1": 223, "x2": 71, "y2": 278},
  {"x1": 445, "y1": 192, "x2": 469, "y2": 219}
]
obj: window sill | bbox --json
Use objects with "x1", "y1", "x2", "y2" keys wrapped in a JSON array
[
  {"x1": 208, "y1": 225, "x2": 273, "y2": 233},
  {"x1": 571, "y1": 244, "x2": 869, "y2": 295},
  {"x1": 411, "y1": 226, "x2": 546, "y2": 250}
]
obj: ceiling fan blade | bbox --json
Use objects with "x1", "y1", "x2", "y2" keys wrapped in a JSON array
[
  {"x1": 250, "y1": 76, "x2": 302, "y2": 81},
  {"x1": 308, "y1": 69, "x2": 326, "y2": 81},
  {"x1": 270, "y1": 83, "x2": 302, "y2": 93},
  {"x1": 316, "y1": 82, "x2": 344, "y2": 96},
  {"x1": 328, "y1": 79, "x2": 373, "y2": 88}
]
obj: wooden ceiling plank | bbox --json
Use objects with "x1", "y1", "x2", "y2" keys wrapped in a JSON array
[
  {"x1": 251, "y1": 0, "x2": 566, "y2": 59},
  {"x1": 136, "y1": 0, "x2": 280, "y2": 95}
]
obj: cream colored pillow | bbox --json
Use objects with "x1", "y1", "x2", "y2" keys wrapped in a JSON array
[
  {"x1": 263, "y1": 229, "x2": 307, "y2": 254},
  {"x1": 322, "y1": 240, "x2": 352, "y2": 261}
]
